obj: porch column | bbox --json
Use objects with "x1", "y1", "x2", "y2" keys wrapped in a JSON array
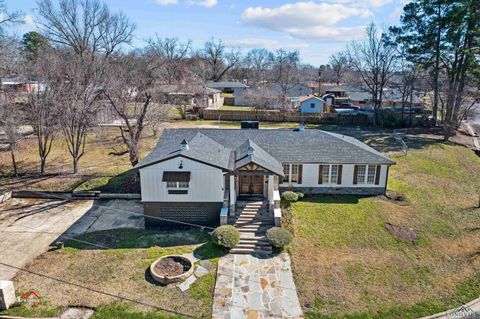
[
  {"x1": 268, "y1": 175, "x2": 274, "y2": 213},
  {"x1": 229, "y1": 175, "x2": 236, "y2": 216}
]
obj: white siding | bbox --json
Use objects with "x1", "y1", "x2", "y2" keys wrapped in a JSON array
[
  {"x1": 300, "y1": 98, "x2": 325, "y2": 113},
  {"x1": 282, "y1": 163, "x2": 388, "y2": 188},
  {"x1": 139, "y1": 157, "x2": 225, "y2": 202}
]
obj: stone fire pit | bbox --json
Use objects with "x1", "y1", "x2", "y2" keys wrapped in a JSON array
[{"x1": 150, "y1": 255, "x2": 194, "y2": 285}]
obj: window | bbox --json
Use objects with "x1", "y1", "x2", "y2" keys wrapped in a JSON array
[
  {"x1": 330, "y1": 165, "x2": 339, "y2": 184},
  {"x1": 322, "y1": 165, "x2": 330, "y2": 184},
  {"x1": 282, "y1": 164, "x2": 290, "y2": 184},
  {"x1": 166, "y1": 181, "x2": 189, "y2": 188},
  {"x1": 356, "y1": 165, "x2": 367, "y2": 184},
  {"x1": 367, "y1": 166, "x2": 376, "y2": 184},
  {"x1": 290, "y1": 164, "x2": 299, "y2": 183},
  {"x1": 355, "y1": 165, "x2": 378, "y2": 184},
  {"x1": 310, "y1": 103, "x2": 315, "y2": 108}
]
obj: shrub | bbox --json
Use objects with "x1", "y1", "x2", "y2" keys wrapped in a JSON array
[
  {"x1": 266, "y1": 227, "x2": 293, "y2": 249},
  {"x1": 296, "y1": 192, "x2": 304, "y2": 199},
  {"x1": 281, "y1": 191, "x2": 299, "y2": 203},
  {"x1": 212, "y1": 225, "x2": 239, "y2": 249}
]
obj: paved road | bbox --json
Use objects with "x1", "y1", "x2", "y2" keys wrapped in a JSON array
[{"x1": 0, "y1": 198, "x2": 144, "y2": 280}]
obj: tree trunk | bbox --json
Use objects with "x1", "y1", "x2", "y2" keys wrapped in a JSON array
[
  {"x1": 129, "y1": 146, "x2": 139, "y2": 167},
  {"x1": 73, "y1": 157, "x2": 78, "y2": 174},
  {"x1": 10, "y1": 146, "x2": 17, "y2": 176},
  {"x1": 40, "y1": 158, "x2": 46, "y2": 175}
]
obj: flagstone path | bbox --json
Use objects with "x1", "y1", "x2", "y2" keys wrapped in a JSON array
[{"x1": 212, "y1": 253, "x2": 303, "y2": 319}]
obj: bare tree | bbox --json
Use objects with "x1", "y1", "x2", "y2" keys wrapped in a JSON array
[
  {"x1": 0, "y1": 97, "x2": 23, "y2": 176},
  {"x1": 147, "y1": 36, "x2": 191, "y2": 84},
  {"x1": 36, "y1": 0, "x2": 135, "y2": 173},
  {"x1": 329, "y1": 51, "x2": 350, "y2": 86},
  {"x1": 103, "y1": 53, "x2": 167, "y2": 167},
  {"x1": 347, "y1": 23, "x2": 397, "y2": 126},
  {"x1": 271, "y1": 49, "x2": 300, "y2": 109},
  {"x1": 0, "y1": 0, "x2": 24, "y2": 37},
  {"x1": 24, "y1": 49, "x2": 59, "y2": 174},
  {"x1": 202, "y1": 38, "x2": 241, "y2": 81},
  {"x1": 244, "y1": 48, "x2": 273, "y2": 87}
]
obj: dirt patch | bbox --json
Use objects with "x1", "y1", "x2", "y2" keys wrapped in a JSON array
[
  {"x1": 384, "y1": 222, "x2": 418, "y2": 241},
  {"x1": 154, "y1": 256, "x2": 189, "y2": 277}
]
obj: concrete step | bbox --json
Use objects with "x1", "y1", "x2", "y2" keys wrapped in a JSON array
[
  {"x1": 230, "y1": 247, "x2": 272, "y2": 255},
  {"x1": 235, "y1": 217, "x2": 274, "y2": 223},
  {"x1": 237, "y1": 240, "x2": 271, "y2": 247},
  {"x1": 234, "y1": 221, "x2": 274, "y2": 227}
]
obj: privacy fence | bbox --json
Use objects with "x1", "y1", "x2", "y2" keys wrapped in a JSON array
[{"x1": 203, "y1": 109, "x2": 368, "y2": 125}]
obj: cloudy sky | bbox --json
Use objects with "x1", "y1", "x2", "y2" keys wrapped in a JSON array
[{"x1": 9, "y1": 0, "x2": 406, "y2": 65}]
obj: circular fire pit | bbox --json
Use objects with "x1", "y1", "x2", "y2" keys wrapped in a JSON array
[{"x1": 150, "y1": 255, "x2": 194, "y2": 285}]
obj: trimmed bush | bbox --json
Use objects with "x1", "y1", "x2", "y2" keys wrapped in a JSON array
[
  {"x1": 266, "y1": 227, "x2": 293, "y2": 249},
  {"x1": 296, "y1": 192, "x2": 304, "y2": 199},
  {"x1": 281, "y1": 191, "x2": 299, "y2": 203},
  {"x1": 212, "y1": 225, "x2": 240, "y2": 249}
]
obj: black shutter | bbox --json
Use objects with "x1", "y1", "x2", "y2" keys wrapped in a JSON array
[
  {"x1": 375, "y1": 165, "x2": 381, "y2": 185},
  {"x1": 318, "y1": 165, "x2": 323, "y2": 184},
  {"x1": 353, "y1": 165, "x2": 358, "y2": 185},
  {"x1": 298, "y1": 164, "x2": 303, "y2": 184},
  {"x1": 337, "y1": 165, "x2": 343, "y2": 184}
]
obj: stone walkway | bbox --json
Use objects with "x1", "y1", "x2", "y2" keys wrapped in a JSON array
[{"x1": 212, "y1": 253, "x2": 303, "y2": 319}]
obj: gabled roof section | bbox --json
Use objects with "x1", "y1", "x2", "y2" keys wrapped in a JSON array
[
  {"x1": 234, "y1": 139, "x2": 284, "y2": 176},
  {"x1": 299, "y1": 95, "x2": 325, "y2": 103},
  {"x1": 134, "y1": 131, "x2": 234, "y2": 170}
]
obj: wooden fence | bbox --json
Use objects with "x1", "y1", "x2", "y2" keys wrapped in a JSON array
[{"x1": 203, "y1": 109, "x2": 368, "y2": 125}]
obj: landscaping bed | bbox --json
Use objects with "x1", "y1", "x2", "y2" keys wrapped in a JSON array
[
  {"x1": 288, "y1": 143, "x2": 480, "y2": 318},
  {"x1": 0, "y1": 229, "x2": 225, "y2": 319}
]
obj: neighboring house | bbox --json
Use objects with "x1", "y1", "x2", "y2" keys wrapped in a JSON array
[
  {"x1": 135, "y1": 126, "x2": 395, "y2": 227},
  {"x1": 236, "y1": 83, "x2": 313, "y2": 109},
  {"x1": 298, "y1": 95, "x2": 327, "y2": 113},
  {"x1": 157, "y1": 84, "x2": 223, "y2": 108},
  {"x1": 0, "y1": 74, "x2": 38, "y2": 94}
]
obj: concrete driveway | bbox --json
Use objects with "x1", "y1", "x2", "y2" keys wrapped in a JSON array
[{"x1": 0, "y1": 198, "x2": 144, "y2": 280}]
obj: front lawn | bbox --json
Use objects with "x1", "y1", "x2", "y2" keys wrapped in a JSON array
[
  {"x1": 288, "y1": 143, "x2": 480, "y2": 318},
  {"x1": 1, "y1": 229, "x2": 225, "y2": 319}
]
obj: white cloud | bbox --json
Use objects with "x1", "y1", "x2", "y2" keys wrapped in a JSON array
[
  {"x1": 242, "y1": 2, "x2": 369, "y2": 42},
  {"x1": 242, "y1": 2, "x2": 371, "y2": 30},
  {"x1": 389, "y1": 6, "x2": 403, "y2": 21},
  {"x1": 154, "y1": 0, "x2": 178, "y2": 5},
  {"x1": 190, "y1": 0, "x2": 217, "y2": 8},
  {"x1": 224, "y1": 38, "x2": 309, "y2": 50}
]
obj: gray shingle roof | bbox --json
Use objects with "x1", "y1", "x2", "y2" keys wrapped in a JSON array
[
  {"x1": 235, "y1": 139, "x2": 284, "y2": 176},
  {"x1": 206, "y1": 81, "x2": 249, "y2": 89},
  {"x1": 135, "y1": 128, "x2": 395, "y2": 170}
]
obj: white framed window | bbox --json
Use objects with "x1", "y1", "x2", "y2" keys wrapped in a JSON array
[
  {"x1": 367, "y1": 166, "x2": 376, "y2": 184},
  {"x1": 166, "y1": 181, "x2": 189, "y2": 188},
  {"x1": 282, "y1": 164, "x2": 290, "y2": 184},
  {"x1": 322, "y1": 165, "x2": 330, "y2": 184},
  {"x1": 330, "y1": 165, "x2": 339, "y2": 184},
  {"x1": 290, "y1": 164, "x2": 299, "y2": 183},
  {"x1": 355, "y1": 164, "x2": 379, "y2": 185},
  {"x1": 356, "y1": 165, "x2": 367, "y2": 184}
]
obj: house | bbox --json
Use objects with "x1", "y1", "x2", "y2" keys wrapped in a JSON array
[
  {"x1": 298, "y1": 95, "x2": 327, "y2": 113},
  {"x1": 206, "y1": 81, "x2": 249, "y2": 94},
  {"x1": 0, "y1": 74, "x2": 38, "y2": 94},
  {"x1": 135, "y1": 126, "x2": 395, "y2": 227},
  {"x1": 235, "y1": 83, "x2": 313, "y2": 109},
  {"x1": 157, "y1": 84, "x2": 223, "y2": 109}
]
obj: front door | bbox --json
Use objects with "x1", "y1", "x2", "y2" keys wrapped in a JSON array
[{"x1": 239, "y1": 175, "x2": 264, "y2": 196}]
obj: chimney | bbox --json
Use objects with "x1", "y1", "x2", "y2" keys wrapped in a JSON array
[{"x1": 180, "y1": 139, "x2": 189, "y2": 151}]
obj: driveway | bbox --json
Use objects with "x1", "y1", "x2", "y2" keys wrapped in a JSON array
[{"x1": 0, "y1": 198, "x2": 144, "y2": 280}]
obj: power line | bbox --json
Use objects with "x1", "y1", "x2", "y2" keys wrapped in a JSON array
[{"x1": 0, "y1": 261, "x2": 196, "y2": 318}]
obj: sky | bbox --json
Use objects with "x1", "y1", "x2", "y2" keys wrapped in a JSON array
[{"x1": 8, "y1": 0, "x2": 406, "y2": 66}]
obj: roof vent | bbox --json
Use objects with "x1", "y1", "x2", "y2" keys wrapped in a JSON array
[
  {"x1": 247, "y1": 146, "x2": 255, "y2": 156},
  {"x1": 180, "y1": 139, "x2": 189, "y2": 151}
]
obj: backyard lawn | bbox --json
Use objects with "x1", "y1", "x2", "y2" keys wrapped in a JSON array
[
  {"x1": 288, "y1": 142, "x2": 480, "y2": 318},
  {"x1": 218, "y1": 105, "x2": 256, "y2": 111},
  {"x1": 1, "y1": 229, "x2": 225, "y2": 319}
]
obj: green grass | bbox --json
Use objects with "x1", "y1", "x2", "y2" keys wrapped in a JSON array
[
  {"x1": 91, "y1": 303, "x2": 185, "y2": 319},
  {"x1": 290, "y1": 142, "x2": 480, "y2": 318},
  {"x1": 0, "y1": 300, "x2": 64, "y2": 318},
  {"x1": 219, "y1": 105, "x2": 255, "y2": 111}
]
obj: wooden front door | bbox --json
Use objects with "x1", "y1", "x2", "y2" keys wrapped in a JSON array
[{"x1": 239, "y1": 175, "x2": 264, "y2": 195}]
